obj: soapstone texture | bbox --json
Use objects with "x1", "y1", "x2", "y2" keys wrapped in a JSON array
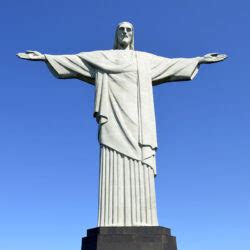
[
  {"x1": 44, "y1": 50, "x2": 200, "y2": 226},
  {"x1": 17, "y1": 21, "x2": 227, "y2": 227}
]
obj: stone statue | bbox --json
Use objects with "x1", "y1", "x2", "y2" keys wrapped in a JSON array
[{"x1": 17, "y1": 21, "x2": 227, "y2": 227}]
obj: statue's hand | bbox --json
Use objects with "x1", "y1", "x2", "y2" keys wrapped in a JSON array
[
  {"x1": 199, "y1": 53, "x2": 228, "y2": 64},
  {"x1": 16, "y1": 50, "x2": 45, "y2": 61}
]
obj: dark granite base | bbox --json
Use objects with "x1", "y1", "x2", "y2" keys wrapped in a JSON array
[{"x1": 81, "y1": 226, "x2": 177, "y2": 250}]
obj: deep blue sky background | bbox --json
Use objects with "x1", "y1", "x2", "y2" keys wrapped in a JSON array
[{"x1": 1, "y1": 0, "x2": 249, "y2": 250}]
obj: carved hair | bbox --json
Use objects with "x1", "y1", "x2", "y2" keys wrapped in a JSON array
[{"x1": 113, "y1": 22, "x2": 134, "y2": 50}]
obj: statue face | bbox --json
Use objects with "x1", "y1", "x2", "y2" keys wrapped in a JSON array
[{"x1": 117, "y1": 22, "x2": 133, "y2": 49}]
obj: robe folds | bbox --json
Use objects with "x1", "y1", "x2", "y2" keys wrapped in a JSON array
[
  {"x1": 46, "y1": 50, "x2": 199, "y2": 174},
  {"x1": 45, "y1": 50, "x2": 199, "y2": 226}
]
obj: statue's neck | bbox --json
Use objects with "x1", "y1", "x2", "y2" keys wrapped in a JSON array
[{"x1": 117, "y1": 44, "x2": 131, "y2": 50}]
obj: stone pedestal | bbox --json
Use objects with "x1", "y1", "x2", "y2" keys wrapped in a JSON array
[{"x1": 81, "y1": 226, "x2": 177, "y2": 250}]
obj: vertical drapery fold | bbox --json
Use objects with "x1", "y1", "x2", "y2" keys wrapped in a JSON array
[{"x1": 98, "y1": 145, "x2": 158, "y2": 227}]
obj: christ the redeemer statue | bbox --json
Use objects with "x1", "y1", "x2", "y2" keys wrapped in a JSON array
[{"x1": 17, "y1": 21, "x2": 227, "y2": 227}]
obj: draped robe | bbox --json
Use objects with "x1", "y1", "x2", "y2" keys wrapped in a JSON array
[{"x1": 45, "y1": 50, "x2": 199, "y2": 226}]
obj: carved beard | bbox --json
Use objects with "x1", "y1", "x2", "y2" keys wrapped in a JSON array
[{"x1": 118, "y1": 37, "x2": 131, "y2": 49}]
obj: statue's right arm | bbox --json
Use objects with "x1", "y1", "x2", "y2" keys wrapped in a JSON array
[
  {"x1": 16, "y1": 50, "x2": 46, "y2": 61},
  {"x1": 17, "y1": 50, "x2": 96, "y2": 85}
]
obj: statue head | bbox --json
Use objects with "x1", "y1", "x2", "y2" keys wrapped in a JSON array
[{"x1": 113, "y1": 21, "x2": 134, "y2": 50}]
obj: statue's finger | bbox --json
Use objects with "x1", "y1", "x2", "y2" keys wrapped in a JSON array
[
  {"x1": 26, "y1": 50, "x2": 36, "y2": 53},
  {"x1": 217, "y1": 54, "x2": 227, "y2": 60},
  {"x1": 205, "y1": 53, "x2": 218, "y2": 57},
  {"x1": 17, "y1": 53, "x2": 27, "y2": 58},
  {"x1": 26, "y1": 50, "x2": 40, "y2": 55},
  {"x1": 210, "y1": 53, "x2": 219, "y2": 57},
  {"x1": 16, "y1": 53, "x2": 32, "y2": 60}
]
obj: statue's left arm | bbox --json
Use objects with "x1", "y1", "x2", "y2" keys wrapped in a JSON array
[{"x1": 150, "y1": 53, "x2": 227, "y2": 86}]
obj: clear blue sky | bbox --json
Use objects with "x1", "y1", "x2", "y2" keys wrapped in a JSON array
[{"x1": 1, "y1": 0, "x2": 249, "y2": 250}]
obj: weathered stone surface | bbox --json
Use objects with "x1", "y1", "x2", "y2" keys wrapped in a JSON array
[
  {"x1": 81, "y1": 226, "x2": 177, "y2": 250},
  {"x1": 17, "y1": 22, "x2": 227, "y2": 228}
]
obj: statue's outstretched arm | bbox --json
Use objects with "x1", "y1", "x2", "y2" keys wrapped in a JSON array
[
  {"x1": 151, "y1": 52, "x2": 228, "y2": 85},
  {"x1": 198, "y1": 53, "x2": 228, "y2": 64},
  {"x1": 17, "y1": 50, "x2": 46, "y2": 61},
  {"x1": 17, "y1": 50, "x2": 95, "y2": 84}
]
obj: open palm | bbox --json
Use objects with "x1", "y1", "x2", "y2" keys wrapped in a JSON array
[
  {"x1": 202, "y1": 53, "x2": 227, "y2": 64},
  {"x1": 16, "y1": 50, "x2": 45, "y2": 61}
]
